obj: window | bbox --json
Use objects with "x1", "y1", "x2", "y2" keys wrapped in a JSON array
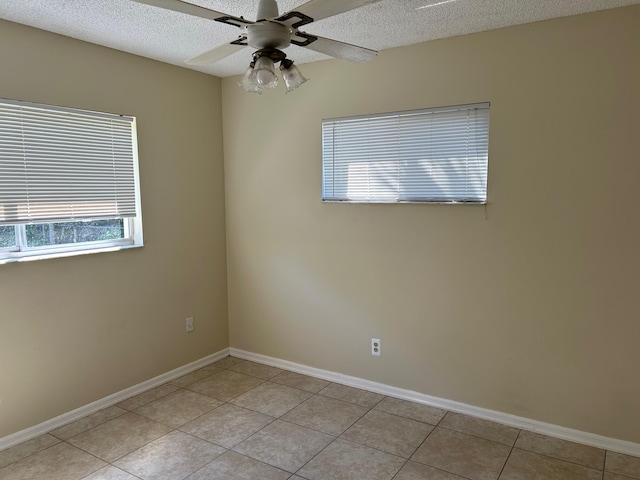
[
  {"x1": 322, "y1": 102, "x2": 490, "y2": 203},
  {"x1": 0, "y1": 98, "x2": 143, "y2": 263}
]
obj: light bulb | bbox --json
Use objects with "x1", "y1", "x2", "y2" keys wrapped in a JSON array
[
  {"x1": 253, "y1": 56, "x2": 278, "y2": 89},
  {"x1": 256, "y1": 69, "x2": 276, "y2": 86}
]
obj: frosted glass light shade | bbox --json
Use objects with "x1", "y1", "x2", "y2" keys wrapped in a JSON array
[
  {"x1": 254, "y1": 56, "x2": 278, "y2": 88},
  {"x1": 280, "y1": 63, "x2": 308, "y2": 93},
  {"x1": 238, "y1": 66, "x2": 262, "y2": 94}
]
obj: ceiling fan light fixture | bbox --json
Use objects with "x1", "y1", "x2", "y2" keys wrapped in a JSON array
[
  {"x1": 280, "y1": 60, "x2": 308, "y2": 93},
  {"x1": 238, "y1": 64, "x2": 263, "y2": 94},
  {"x1": 253, "y1": 56, "x2": 278, "y2": 88}
]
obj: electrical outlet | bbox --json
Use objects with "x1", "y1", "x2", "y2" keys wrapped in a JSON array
[
  {"x1": 371, "y1": 338, "x2": 381, "y2": 356},
  {"x1": 186, "y1": 317, "x2": 194, "y2": 333}
]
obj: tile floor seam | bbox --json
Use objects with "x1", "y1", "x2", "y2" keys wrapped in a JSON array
[
  {"x1": 271, "y1": 416, "x2": 340, "y2": 441},
  {"x1": 60, "y1": 440, "x2": 114, "y2": 478},
  {"x1": 436, "y1": 424, "x2": 519, "y2": 448},
  {"x1": 373, "y1": 402, "x2": 447, "y2": 428},
  {"x1": 111, "y1": 431, "x2": 229, "y2": 480},
  {"x1": 5, "y1": 356, "x2": 640, "y2": 480},
  {"x1": 339, "y1": 407, "x2": 439, "y2": 462},
  {"x1": 290, "y1": 433, "x2": 339, "y2": 478},
  {"x1": 0, "y1": 444, "x2": 41, "y2": 470},
  {"x1": 293, "y1": 437, "x2": 407, "y2": 480},
  {"x1": 314, "y1": 386, "x2": 386, "y2": 409},
  {"x1": 60, "y1": 439, "x2": 104, "y2": 462},
  {"x1": 395, "y1": 460, "x2": 478, "y2": 480},
  {"x1": 335, "y1": 425, "x2": 421, "y2": 462},
  {"x1": 496, "y1": 427, "x2": 521, "y2": 479},
  {"x1": 65, "y1": 428, "x2": 163, "y2": 465},
  {"x1": 508, "y1": 446, "x2": 606, "y2": 474},
  {"x1": 434, "y1": 408, "x2": 450, "y2": 427},
  {"x1": 0, "y1": 440, "x2": 63, "y2": 473},
  {"x1": 265, "y1": 378, "x2": 329, "y2": 396},
  {"x1": 405, "y1": 442, "x2": 473, "y2": 478},
  {"x1": 406, "y1": 414, "x2": 441, "y2": 463},
  {"x1": 603, "y1": 472, "x2": 640, "y2": 480},
  {"x1": 388, "y1": 458, "x2": 411, "y2": 480}
]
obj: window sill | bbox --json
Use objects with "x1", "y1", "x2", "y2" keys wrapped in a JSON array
[{"x1": 0, "y1": 243, "x2": 143, "y2": 265}]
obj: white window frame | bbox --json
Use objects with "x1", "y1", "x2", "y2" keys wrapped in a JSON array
[
  {"x1": 322, "y1": 102, "x2": 490, "y2": 204},
  {"x1": 0, "y1": 99, "x2": 143, "y2": 264}
]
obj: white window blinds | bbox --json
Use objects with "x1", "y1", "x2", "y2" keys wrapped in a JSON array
[
  {"x1": 322, "y1": 103, "x2": 489, "y2": 203},
  {"x1": 0, "y1": 98, "x2": 139, "y2": 225}
]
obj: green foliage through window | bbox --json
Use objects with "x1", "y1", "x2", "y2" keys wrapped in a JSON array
[
  {"x1": 25, "y1": 219, "x2": 125, "y2": 247},
  {"x1": 0, "y1": 226, "x2": 16, "y2": 248}
]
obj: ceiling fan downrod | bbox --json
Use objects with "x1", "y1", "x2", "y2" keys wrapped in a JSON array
[{"x1": 256, "y1": 0, "x2": 279, "y2": 21}]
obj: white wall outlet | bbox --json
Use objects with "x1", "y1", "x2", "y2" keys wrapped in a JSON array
[
  {"x1": 186, "y1": 317, "x2": 194, "y2": 333},
  {"x1": 371, "y1": 338, "x2": 381, "y2": 356}
]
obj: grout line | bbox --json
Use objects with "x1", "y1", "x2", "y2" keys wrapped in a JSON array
[
  {"x1": 508, "y1": 447, "x2": 607, "y2": 475},
  {"x1": 434, "y1": 424, "x2": 519, "y2": 448},
  {"x1": 496, "y1": 428, "x2": 521, "y2": 479},
  {"x1": 3, "y1": 355, "x2": 638, "y2": 479}
]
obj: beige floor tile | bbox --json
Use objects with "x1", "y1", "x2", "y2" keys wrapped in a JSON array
[
  {"x1": 231, "y1": 382, "x2": 312, "y2": 417},
  {"x1": 412, "y1": 427, "x2": 511, "y2": 480},
  {"x1": 212, "y1": 356, "x2": 243, "y2": 369},
  {"x1": 374, "y1": 397, "x2": 447, "y2": 425},
  {"x1": 394, "y1": 461, "x2": 468, "y2": 480},
  {"x1": 180, "y1": 404, "x2": 274, "y2": 448},
  {"x1": 134, "y1": 389, "x2": 221, "y2": 428},
  {"x1": 81, "y1": 465, "x2": 140, "y2": 479},
  {"x1": 68, "y1": 412, "x2": 172, "y2": 462},
  {"x1": 228, "y1": 360, "x2": 284, "y2": 380},
  {"x1": 114, "y1": 431, "x2": 225, "y2": 480},
  {"x1": 606, "y1": 451, "x2": 640, "y2": 479},
  {"x1": 440, "y1": 413, "x2": 520, "y2": 446},
  {"x1": 515, "y1": 430, "x2": 605, "y2": 470},
  {"x1": 604, "y1": 473, "x2": 635, "y2": 480},
  {"x1": 169, "y1": 365, "x2": 223, "y2": 388},
  {"x1": 298, "y1": 438, "x2": 405, "y2": 480},
  {"x1": 500, "y1": 448, "x2": 602, "y2": 480},
  {"x1": 282, "y1": 394, "x2": 368, "y2": 436},
  {"x1": 187, "y1": 370, "x2": 264, "y2": 401},
  {"x1": 51, "y1": 406, "x2": 128, "y2": 440},
  {"x1": 341, "y1": 409, "x2": 434, "y2": 458},
  {"x1": 233, "y1": 419, "x2": 333, "y2": 472},
  {"x1": 270, "y1": 371, "x2": 330, "y2": 393},
  {"x1": 116, "y1": 384, "x2": 180, "y2": 411},
  {"x1": 319, "y1": 383, "x2": 384, "y2": 408},
  {"x1": 0, "y1": 442, "x2": 105, "y2": 480},
  {"x1": 185, "y1": 451, "x2": 290, "y2": 480},
  {"x1": 0, "y1": 434, "x2": 60, "y2": 469}
]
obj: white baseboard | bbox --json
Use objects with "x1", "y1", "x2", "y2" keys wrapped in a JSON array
[
  {"x1": 3, "y1": 346, "x2": 639, "y2": 458},
  {"x1": 229, "y1": 348, "x2": 640, "y2": 458},
  {"x1": 0, "y1": 348, "x2": 230, "y2": 452}
]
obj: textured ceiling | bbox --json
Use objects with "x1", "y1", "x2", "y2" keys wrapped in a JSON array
[{"x1": 1, "y1": 0, "x2": 638, "y2": 77}]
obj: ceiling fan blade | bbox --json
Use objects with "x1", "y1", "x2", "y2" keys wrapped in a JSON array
[
  {"x1": 130, "y1": 0, "x2": 253, "y2": 26},
  {"x1": 186, "y1": 42, "x2": 247, "y2": 65},
  {"x1": 302, "y1": 35, "x2": 377, "y2": 63},
  {"x1": 278, "y1": 0, "x2": 383, "y2": 27}
]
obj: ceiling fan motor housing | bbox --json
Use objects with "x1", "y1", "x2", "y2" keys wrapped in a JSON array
[{"x1": 247, "y1": 21, "x2": 291, "y2": 49}]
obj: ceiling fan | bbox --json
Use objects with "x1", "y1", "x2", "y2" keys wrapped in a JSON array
[{"x1": 132, "y1": 0, "x2": 383, "y2": 93}]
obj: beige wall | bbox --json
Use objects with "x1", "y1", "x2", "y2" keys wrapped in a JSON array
[
  {"x1": 0, "y1": 21, "x2": 228, "y2": 437},
  {"x1": 222, "y1": 6, "x2": 640, "y2": 443}
]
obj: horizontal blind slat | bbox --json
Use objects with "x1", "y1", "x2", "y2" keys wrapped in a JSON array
[
  {"x1": 322, "y1": 103, "x2": 489, "y2": 203},
  {"x1": 0, "y1": 99, "x2": 140, "y2": 225}
]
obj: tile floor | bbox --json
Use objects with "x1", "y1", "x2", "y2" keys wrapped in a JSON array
[{"x1": 1, "y1": 356, "x2": 639, "y2": 480}]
